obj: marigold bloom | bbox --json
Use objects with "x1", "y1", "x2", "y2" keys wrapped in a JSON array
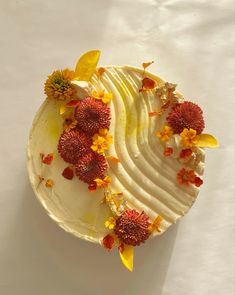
[
  {"x1": 180, "y1": 128, "x2": 199, "y2": 147},
  {"x1": 94, "y1": 176, "x2": 111, "y2": 188},
  {"x1": 177, "y1": 168, "x2": 196, "y2": 185},
  {"x1": 91, "y1": 129, "x2": 112, "y2": 154},
  {"x1": 156, "y1": 125, "x2": 173, "y2": 142},
  {"x1": 105, "y1": 217, "x2": 116, "y2": 230},
  {"x1": 44, "y1": 69, "x2": 76, "y2": 101},
  {"x1": 91, "y1": 89, "x2": 113, "y2": 104}
]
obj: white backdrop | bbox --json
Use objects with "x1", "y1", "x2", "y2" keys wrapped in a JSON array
[{"x1": 0, "y1": 1, "x2": 234, "y2": 294}]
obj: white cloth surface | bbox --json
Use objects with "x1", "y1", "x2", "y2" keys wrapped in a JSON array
[{"x1": 0, "y1": 1, "x2": 234, "y2": 294}]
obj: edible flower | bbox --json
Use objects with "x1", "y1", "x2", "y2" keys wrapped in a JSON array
[
  {"x1": 149, "y1": 215, "x2": 163, "y2": 233},
  {"x1": 94, "y1": 176, "x2": 112, "y2": 188},
  {"x1": 139, "y1": 77, "x2": 156, "y2": 92},
  {"x1": 179, "y1": 148, "x2": 193, "y2": 159},
  {"x1": 91, "y1": 89, "x2": 113, "y2": 104},
  {"x1": 44, "y1": 69, "x2": 76, "y2": 101},
  {"x1": 91, "y1": 129, "x2": 112, "y2": 154},
  {"x1": 177, "y1": 168, "x2": 196, "y2": 186},
  {"x1": 180, "y1": 128, "x2": 199, "y2": 147},
  {"x1": 163, "y1": 147, "x2": 173, "y2": 157},
  {"x1": 105, "y1": 217, "x2": 116, "y2": 230},
  {"x1": 45, "y1": 179, "x2": 54, "y2": 188},
  {"x1": 156, "y1": 125, "x2": 173, "y2": 142}
]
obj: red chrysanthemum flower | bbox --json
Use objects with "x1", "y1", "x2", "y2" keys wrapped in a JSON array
[
  {"x1": 58, "y1": 130, "x2": 91, "y2": 164},
  {"x1": 167, "y1": 101, "x2": 205, "y2": 134},
  {"x1": 75, "y1": 152, "x2": 108, "y2": 184},
  {"x1": 114, "y1": 209, "x2": 151, "y2": 246},
  {"x1": 74, "y1": 97, "x2": 111, "y2": 135}
]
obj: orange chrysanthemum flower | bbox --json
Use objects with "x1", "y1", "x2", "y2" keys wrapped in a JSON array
[{"x1": 44, "y1": 69, "x2": 76, "y2": 101}]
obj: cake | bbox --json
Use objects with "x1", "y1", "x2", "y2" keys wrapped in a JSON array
[{"x1": 27, "y1": 50, "x2": 218, "y2": 271}]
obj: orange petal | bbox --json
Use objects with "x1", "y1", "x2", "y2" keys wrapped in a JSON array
[
  {"x1": 142, "y1": 61, "x2": 154, "y2": 69},
  {"x1": 42, "y1": 153, "x2": 54, "y2": 165},
  {"x1": 139, "y1": 77, "x2": 156, "y2": 92},
  {"x1": 149, "y1": 215, "x2": 163, "y2": 233}
]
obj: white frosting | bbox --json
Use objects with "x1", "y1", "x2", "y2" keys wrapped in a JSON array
[
  {"x1": 27, "y1": 66, "x2": 205, "y2": 244},
  {"x1": 71, "y1": 80, "x2": 91, "y2": 99}
]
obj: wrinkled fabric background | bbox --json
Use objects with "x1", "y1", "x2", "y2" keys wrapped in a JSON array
[{"x1": 0, "y1": 1, "x2": 234, "y2": 294}]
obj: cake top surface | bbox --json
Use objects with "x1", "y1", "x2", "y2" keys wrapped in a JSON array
[{"x1": 27, "y1": 50, "x2": 218, "y2": 271}]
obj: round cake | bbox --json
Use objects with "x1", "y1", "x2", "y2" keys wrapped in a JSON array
[{"x1": 27, "y1": 50, "x2": 218, "y2": 271}]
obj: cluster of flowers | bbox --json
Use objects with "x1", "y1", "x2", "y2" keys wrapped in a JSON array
[
  {"x1": 156, "y1": 101, "x2": 206, "y2": 187},
  {"x1": 45, "y1": 69, "x2": 113, "y2": 190}
]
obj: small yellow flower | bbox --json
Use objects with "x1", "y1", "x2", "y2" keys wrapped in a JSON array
[
  {"x1": 91, "y1": 129, "x2": 112, "y2": 154},
  {"x1": 94, "y1": 176, "x2": 112, "y2": 188},
  {"x1": 91, "y1": 89, "x2": 113, "y2": 104},
  {"x1": 45, "y1": 179, "x2": 54, "y2": 188},
  {"x1": 44, "y1": 69, "x2": 76, "y2": 101},
  {"x1": 105, "y1": 217, "x2": 116, "y2": 230},
  {"x1": 156, "y1": 125, "x2": 173, "y2": 142},
  {"x1": 180, "y1": 128, "x2": 199, "y2": 147}
]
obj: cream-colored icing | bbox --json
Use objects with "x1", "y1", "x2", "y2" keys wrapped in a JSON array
[{"x1": 27, "y1": 66, "x2": 205, "y2": 244}]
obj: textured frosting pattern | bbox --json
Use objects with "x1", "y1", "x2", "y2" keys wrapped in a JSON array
[{"x1": 27, "y1": 66, "x2": 205, "y2": 243}]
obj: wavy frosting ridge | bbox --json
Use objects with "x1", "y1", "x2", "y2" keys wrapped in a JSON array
[
  {"x1": 27, "y1": 66, "x2": 205, "y2": 243},
  {"x1": 91, "y1": 66, "x2": 204, "y2": 235}
]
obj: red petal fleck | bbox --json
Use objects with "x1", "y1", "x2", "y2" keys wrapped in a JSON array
[
  {"x1": 66, "y1": 100, "x2": 80, "y2": 107},
  {"x1": 42, "y1": 153, "x2": 54, "y2": 165},
  {"x1": 118, "y1": 243, "x2": 124, "y2": 253},
  {"x1": 102, "y1": 234, "x2": 115, "y2": 251},
  {"x1": 194, "y1": 177, "x2": 203, "y2": 187},
  {"x1": 88, "y1": 183, "x2": 97, "y2": 192},
  {"x1": 139, "y1": 77, "x2": 156, "y2": 92},
  {"x1": 180, "y1": 148, "x2": 193, "y2": 159},
  {"x1": 62, "y1": 166, "x2": 74, "y2": 180},
  {"x1": 149, "y1": 111, "x2": 158, "y2": 117},
  {"x1": 163, "y1": 147, "x2": 173, "y2": 157}
]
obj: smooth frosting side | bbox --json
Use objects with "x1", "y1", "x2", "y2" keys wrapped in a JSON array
[{"x1": 27, "y1": 66, "x2": 205, "y2": 243}]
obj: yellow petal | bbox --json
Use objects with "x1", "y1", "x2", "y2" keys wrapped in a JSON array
[
  {"x1": 59, "y1": 104, "x2": 66, "y2": 115},
  {"x1": 75, "y1": 50, "x2": 101, "y2": 81},
  {"x1": 197, "y1": 134, "x2": 219, "y2": 148},
  {"x1": 149, "y1": 215, "x2": 163, "y2": 233},
  {"x1": 119, "y1": 244, "x2": 134, "y2": 272}
]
